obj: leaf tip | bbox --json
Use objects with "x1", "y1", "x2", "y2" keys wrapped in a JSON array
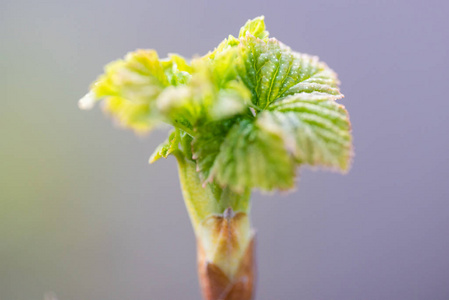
[{"x1": 78, "y1": 91, "x2": 96, "y2": 110}]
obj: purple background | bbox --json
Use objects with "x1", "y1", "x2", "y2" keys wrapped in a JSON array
[{"x1": 1, "y1": 0, "x2": 449, "y2": 299}]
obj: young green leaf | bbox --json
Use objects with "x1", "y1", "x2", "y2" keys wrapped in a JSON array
[
  {"x1": 238, "y1": 16, "x2": 269, "y2": 40},
  {"x1": 208, "y1": 119, "x2": 296, "y2": 193},
  {"x1": 260, "y1": 93, "x2": 352, "y2": 171},
  {"x1": 192, "y1": 118, "x2": 239, "y2": 182},
  {"x1": 237, "y1": 35, "x2": 341, "y2": 109},
  {"x1": 204, "y1": 16, "x2": 268, "y2": 62},
  {"x1": 149, "y1": 129, "x2": 181, "y2": 163}
]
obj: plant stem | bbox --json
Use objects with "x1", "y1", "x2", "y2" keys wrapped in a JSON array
[{"x1": 175, "y1": 154, "x2": 256, "y2": 300}]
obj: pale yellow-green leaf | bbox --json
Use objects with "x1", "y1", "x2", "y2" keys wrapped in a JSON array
[{"x1": 238, "y1": 16, "x2": 269, "y2": 40}]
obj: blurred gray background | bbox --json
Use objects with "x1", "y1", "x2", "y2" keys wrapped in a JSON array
[{"x1": 1, "y1": 0, "x2": 449, "y2": 299}]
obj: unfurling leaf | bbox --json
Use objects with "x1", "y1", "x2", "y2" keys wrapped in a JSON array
[{"x1": 238, "y1": 16, "x2": 269, "y2": 40}]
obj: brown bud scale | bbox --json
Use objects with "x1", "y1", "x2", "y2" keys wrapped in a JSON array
[{"x1": 197, "y1": 237, "x2": 255, "y2": 300}]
